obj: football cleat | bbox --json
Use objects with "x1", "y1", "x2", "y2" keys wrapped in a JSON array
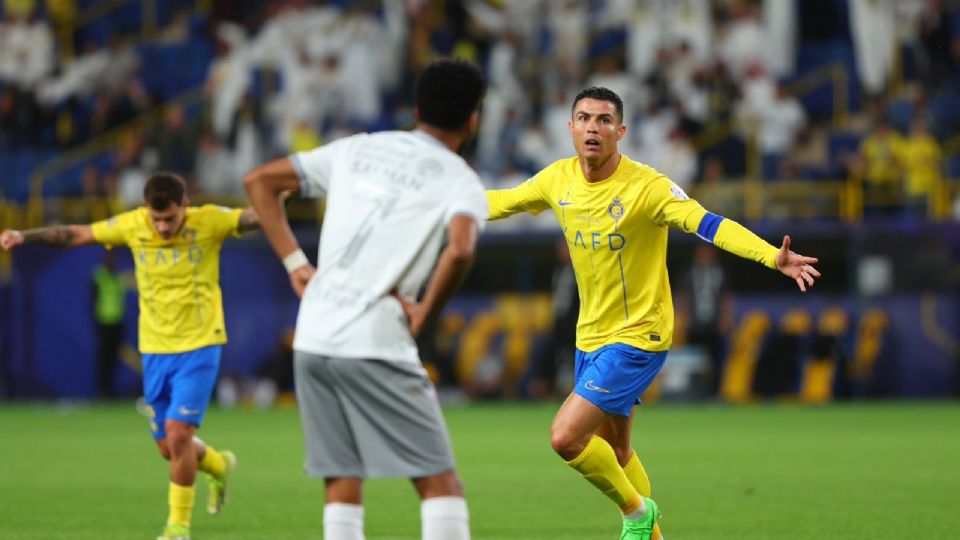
[
  {"x1": 620, "y1": 497, "x2": 660, "y2": 540},
  {"x1": 206, "y1": 449, "x2": 237, "y2": 515},
  {"x1": 157, "y1": 523, "x2": 190, "y2": 540}
]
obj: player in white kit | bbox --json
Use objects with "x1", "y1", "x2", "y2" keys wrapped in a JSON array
[{"x1": 243, "y1": 59, "x2": 487, "y2": 540}]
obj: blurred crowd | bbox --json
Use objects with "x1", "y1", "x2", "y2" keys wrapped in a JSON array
[{"x1": 0, "y1": 0, "x2": 959, "y2": 218}]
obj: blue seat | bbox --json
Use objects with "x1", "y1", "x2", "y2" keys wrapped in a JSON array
[
  {"x1": 115, "y1": 2, "x2": 143, "y2": 33},
  {"x1": 184, "y1": 41, "x2": 214, "y2": 88},
  {"x1": 152, "y1": 42, "x2": 213, "y2": 99},
  {"x1": 795, "y1": 40, "x2": 861, "y2": 119},
  {"x1": 46, "y1": 168, "x2": 80, "y2": 198},
  {"x1": 701, "y1": 136, "x2": 747, "y2": 177},
  {"x1": 188, "y1": 14, "x2": 208, "y2": 40},
  {"x1": 0, "y1": 149, "x2": 13, "y2": 197},
  {"x1": 10, "y1": 150, "x2": 48, "y2": 202},
  {"x1": 930, "y1": 93, "x2": 960, "y2": 137},
  {"x1": 886, "y1": 99, "x2": 913, "y2": 133},
  {"x1": 137, "y1": 45, "x2": 166, "y2": 97},
  {"x1": 588, "y1": 28, "x2": 627, "y2": 59},
  {"x1": 948, "y1": 155, "x2": 960, "y2": 179}
]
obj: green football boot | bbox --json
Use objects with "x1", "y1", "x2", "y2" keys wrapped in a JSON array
[
  {"x1": 157, "y1": 523, "x2": 190, "y2": 540},
  {"x1": 206, "y1": 450, "x2": 237, "y2": 515},
  {"x1": 620, "y1": 497, "x2": 660, "y2": 540}
]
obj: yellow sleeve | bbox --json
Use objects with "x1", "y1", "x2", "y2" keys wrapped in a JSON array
[
  {"x1": 204, "y1": 205, "x2": 244, "y2": 238},
  {"x1": 91, "y1": 210, "x2": 137, "y2": 247},
  {"x1": 486, "y1": 174, "x2": 552, "y2": 220},
  {"x1": 641, "y1": 175, "x2": 707, "y2": 233},
  {"x1": 640, "y1": 175, "x2": 778, "y2": 269},
  {"x1": 712, "y1": 219, "x2": 780, "y2": 270}
]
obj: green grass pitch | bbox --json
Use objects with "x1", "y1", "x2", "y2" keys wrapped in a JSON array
[{"x1": 1, "y1": 401, "x2": 958, "y2": 539}]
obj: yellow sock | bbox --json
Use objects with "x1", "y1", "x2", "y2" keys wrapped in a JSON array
[
  {"x1": 167, "y1": 482, "x2": 195, "y2": 528},
  {"x1": 622, "y1": 451, "x2": 652, "y2": 498},
  {"x1": 198, "y1": 445, "x2": 226, "y2": 478},
  {"x1": 565, "y1": 436, "x2": 641, "y2": 514},
  {"x1": 623, "y1": 451, "x2": 663, "y2": 539}
]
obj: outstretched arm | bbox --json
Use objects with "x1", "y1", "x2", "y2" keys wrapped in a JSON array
[
  {"x1": 650, "y1": 176, "x2": 821, "y2": 292},
  {"x1": 486, "y1": 176, "x2": 551, "y2": 220},
  {"x1": 1, "y1": 224, "x2": 96, "y2": 250},
  {"x1": 243, "y1": 158, "x2": 314, "y2": 297},
  {"x1": 702, "y1": 214, "x2": 820, "y2": 293}
]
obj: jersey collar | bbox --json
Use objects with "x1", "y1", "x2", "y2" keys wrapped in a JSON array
[{"x1": 412, "y1": 129, "x2": 446, "y2": 149}]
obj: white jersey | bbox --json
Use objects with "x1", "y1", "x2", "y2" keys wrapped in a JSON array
[{"x1": 291, "y1": 130, "x2": 488, "y2": 364}]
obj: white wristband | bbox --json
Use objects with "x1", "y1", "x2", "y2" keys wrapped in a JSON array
[{"x1": 282, "y1": 249, "x2": 309, "y2": 274}]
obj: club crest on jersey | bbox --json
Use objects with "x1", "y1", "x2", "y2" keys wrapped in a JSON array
[
  {"x1": 417, "y1": 158, "x2": 442, "y2": 178},
  {"x1": 670, "y1": 183, "x2": 689, "y2": 200},
  {"x1": 607, "y1": 197, "x2": 625, "y2": 222}
]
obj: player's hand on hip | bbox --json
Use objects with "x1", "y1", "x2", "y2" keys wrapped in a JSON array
[
  {"x1": 775, "y1": 235, "x2": 821, "y2": 293},
  {"x1": 393, "y1": 293, "x2": 427, "y2": 337},
  {"x1": 1, "y1": 229, "x2": 24, "y2": 250},
  {"x1": 289, "y1": 265, "x2": 315, "y2": 298}
]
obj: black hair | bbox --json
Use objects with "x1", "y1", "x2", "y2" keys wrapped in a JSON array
[
  {"x1": 415, "y1": 59, "x2": 486, "y2": 130},
  {"x1": 572, "y1": 87, "x2": 624, "y2": 122},
  {"x1": 143, "y1": 172, "x2": 187, "y2": 210}
]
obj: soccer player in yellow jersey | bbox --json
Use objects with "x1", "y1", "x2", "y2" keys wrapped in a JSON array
[
  {"x1": 486, "y1": 88, "x2": 821, "y2": 540},
  {"x1": 1, "y1": 172, "x2": 258, "y2": 540}
]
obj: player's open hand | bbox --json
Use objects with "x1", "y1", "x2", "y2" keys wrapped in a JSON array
[
  {"x1": 393, "y1": 293, "x2": 427, "y2": 337},
  {"x1": 775, "y1": 235, "x2": 820, "y2": 292},
  {"x1": 289, "y1": 265, "x2": 315, "y2": 298},
  {"x1": 1, "y1": 229, "x2": 24, "y2": 250}
]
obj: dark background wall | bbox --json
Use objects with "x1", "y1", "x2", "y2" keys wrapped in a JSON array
[{"x1": 1, "y1": 221, "x2": 957, "y2": 400}]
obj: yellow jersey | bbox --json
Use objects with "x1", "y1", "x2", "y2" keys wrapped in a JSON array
[
  {"x1": 899, "y1": 134, "x2": 942, "y2": 197},
  {"x1": 91, "y1": 205, "x2": 243, "y2": 354},
  {"x1": 488, "y1": 155, "x2": 778, "y2": 352},
  {"x1": 860, "y1": 132, "x2": 906, "y2": 185}
]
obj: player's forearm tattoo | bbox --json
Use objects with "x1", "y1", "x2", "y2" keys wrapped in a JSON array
[{"x1": 22, "y1": 226, "x2": 75, "y2": 245}]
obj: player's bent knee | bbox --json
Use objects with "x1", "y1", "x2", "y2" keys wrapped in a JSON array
[
  {"x1": 156, "y1": 441, "x2": 172, "y2": 461},
  {"x1": 164, "y1": 422, "x2": 195, "y2": 455},
  {"x1": 550, "y1": 429, "x2": 587, "y2": 460},
  {"x1": 166, "y1": 434, "x2": 193, "y2": 455}
]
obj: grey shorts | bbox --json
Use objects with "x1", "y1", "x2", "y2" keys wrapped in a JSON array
[{"x1": 294, "y1": 351, "x2": 457, "y2": 479}]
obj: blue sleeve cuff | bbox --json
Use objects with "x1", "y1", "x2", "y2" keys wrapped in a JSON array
[{"x1": 696, "y1": 212, "x2": 724, "y2": 243}]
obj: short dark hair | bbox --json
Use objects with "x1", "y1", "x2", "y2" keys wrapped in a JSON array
[
  {"x1": 572, "y1": 87, "x2": 624, "y2": 122},
  {"x1": 143, "y1": 172, "x2": 186, "y2": 210},
  {"x1": 416, "y1": 59, "x2": 486, "y2": 130}
]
